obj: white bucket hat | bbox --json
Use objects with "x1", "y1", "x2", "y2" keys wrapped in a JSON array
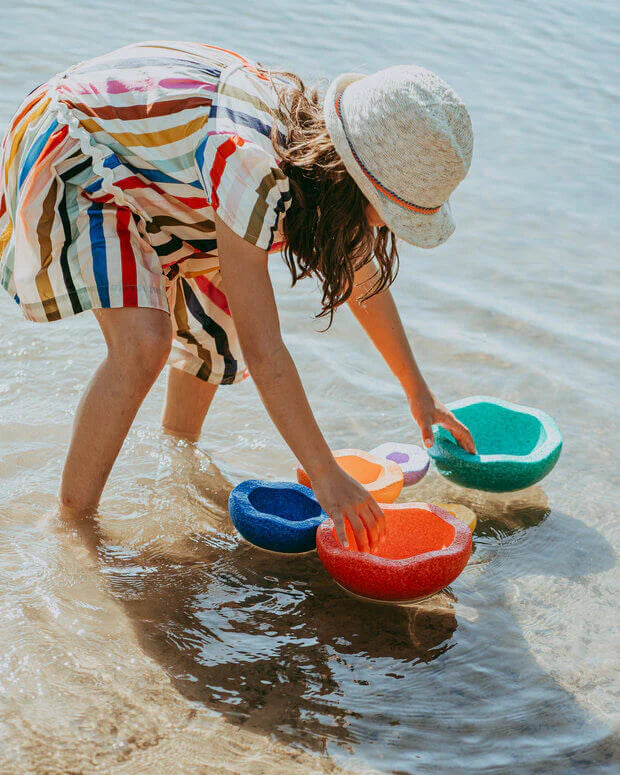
[{"x1": 323, "y1": 65, "x2": 473, "y2": 248}]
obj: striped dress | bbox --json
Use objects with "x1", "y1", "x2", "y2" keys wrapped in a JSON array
[{"x1": 0, "y1": 41, "x2": 293, "y2": 385}]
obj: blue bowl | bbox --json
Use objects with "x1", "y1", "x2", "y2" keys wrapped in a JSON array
[
  {"x1": 228, "y1": 480, "x2": 328, "y2": 554},
  {"x1": 428, "y1": 396, "x2": 563, "y2": 492}
]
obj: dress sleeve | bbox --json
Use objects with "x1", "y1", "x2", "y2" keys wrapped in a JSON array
[{"x1": 196, "y1": 132, "x2": 292, "y2": 251}]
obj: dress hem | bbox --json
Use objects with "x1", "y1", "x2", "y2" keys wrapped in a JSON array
[{"x1": 5, "y1": 282, "x2": 170, "y2": 323}]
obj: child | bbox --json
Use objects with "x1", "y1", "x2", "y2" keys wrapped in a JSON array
[{"x1": 0, "y1": 41, "x2": 476, "y2": 552}]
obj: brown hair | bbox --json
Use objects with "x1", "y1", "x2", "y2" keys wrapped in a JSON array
[{"x1": 258, "y1": 65, "x2": 399, "y2": 328}]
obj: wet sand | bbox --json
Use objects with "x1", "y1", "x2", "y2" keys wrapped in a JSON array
[{"x1": 1, "y1": 0, "x2": 619, "y2": 772}]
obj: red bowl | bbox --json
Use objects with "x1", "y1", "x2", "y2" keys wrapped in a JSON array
[{"x1": 316, "y1": 503, "x2": 472, "y2": 604}]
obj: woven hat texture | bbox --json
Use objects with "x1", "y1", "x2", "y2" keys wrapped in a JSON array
[{"x1": 323, "y1": 65, "x2": 473, "y2": 248}]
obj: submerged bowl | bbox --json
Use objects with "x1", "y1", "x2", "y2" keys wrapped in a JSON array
[
  {"x1": 428, "y1": 396, "x2": 563, "y2": 492},
  {"x1": 228, "y1": 480, "x2": 327, "y2": 554},
  {"x1": 369, "y1": 442, "x2": 430, "y2": 486},
  {"x1": 316, "y1": 503, "x2": 472, "y2": 604},
  {"x1": 434, "y1": 503, "x2": 478, "y2": 531},
  {"x1": 297, "y1": 449, "x2": 404, "y2": 503}
]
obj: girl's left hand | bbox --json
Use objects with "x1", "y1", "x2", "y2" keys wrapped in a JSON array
[{"x1": 408, "y1": 387, "x2": 477, "y2": 455}]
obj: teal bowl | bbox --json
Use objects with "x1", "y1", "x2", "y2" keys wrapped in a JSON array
[{"x1": 428, "y1": 396, "x2": 563, "y2": 492}]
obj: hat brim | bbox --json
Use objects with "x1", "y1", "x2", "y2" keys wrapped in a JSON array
[{"x1": 323, "y1": 71, "x2": 456, "y2": 249}]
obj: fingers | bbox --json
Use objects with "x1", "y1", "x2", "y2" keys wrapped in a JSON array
[
  {"x1": 344, "y1": 511, "x2": 371, "y2": 553},
  {"x1": 358, "y1": 504, "x2": 381, "y2": 550},
  {"x1": 366, "y1": 498, "x2": 387, "y2": 542},
  {"x1": 342, "y1": 498, "x2": 386, "y2": 554},
  {"x1": 316, "y1": 473, "x2": 387, "y2": 554},
  {"x1": 333, "y1": 512, "x2": 350, "y2": 549},
  {"x1": 419, "y1": 415, "x2": 434, "y2": 449},
  {"x1": 440, "y1": 413, "x2": 477, "y2": 454}
]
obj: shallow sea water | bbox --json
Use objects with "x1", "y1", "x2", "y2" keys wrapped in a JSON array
[{"x1": 1, "y1": 1, "x2": 619, "y2": 773}]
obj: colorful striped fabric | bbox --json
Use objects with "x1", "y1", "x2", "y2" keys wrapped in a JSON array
[{"x1": 0, "y1": 41, "x2": 294, "y2": 385}]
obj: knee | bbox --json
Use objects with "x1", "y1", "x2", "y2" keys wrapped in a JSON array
[
  {"x1": 107, "y1": 313, "x2": 172, "y2": 382},
  {"x1": 58, "y1": 491, "x2": 98, "y2": 520}
]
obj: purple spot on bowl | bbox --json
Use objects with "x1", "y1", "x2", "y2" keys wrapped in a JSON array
[
  {"x1": 369, "y1": 443, "x2": 430, "y2": 486},
  {"x1": 388, "y1": 451, "x2": 410, "y2": 464}
]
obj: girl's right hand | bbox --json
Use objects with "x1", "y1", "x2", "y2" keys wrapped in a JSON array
[{"x1": 310, "y1": 463, "x2": 387, "y2": 552}]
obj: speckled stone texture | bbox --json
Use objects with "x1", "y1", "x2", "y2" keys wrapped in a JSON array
[
  {"x1": 369, "y1": 442, "x2": 430, "y2": 485},
  {"x1": 228, "y1": 480, "x2": 328, "y2": 554},
  {"x1": 428, "y1": 396, "x2": 563, "y2": 492},
  {"x1": 316, "y1": 503, "x2": 472, "y2": 603},
  {"x1": 297, "y1": 449, "x2": 404, "y2": 503}
]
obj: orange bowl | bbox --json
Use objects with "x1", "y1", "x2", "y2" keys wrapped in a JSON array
[
  {"x1": 316, "y1": 502, "x2": 472, "y2": 603},
  {"x1": 297, "y1": 448, "x2": 404, "y2": 504}
]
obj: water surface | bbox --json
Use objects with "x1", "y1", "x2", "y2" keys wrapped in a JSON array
[{"x1": 1, "y1": 1, "x2": 618, "y2": 772}]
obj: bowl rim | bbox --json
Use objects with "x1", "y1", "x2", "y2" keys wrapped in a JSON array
[
  {"x1": 427, "y1": 395, "x2": 563, "y2": 465},
  {"x1": 316, "y1": 502, "x2": 472, "y2": 570},
  {"x1": 229, "y1": 479, "x2": 327, "y2": 531},
  {"x1": 298, "y1": 448, "x2": 404, "y2": 494}
]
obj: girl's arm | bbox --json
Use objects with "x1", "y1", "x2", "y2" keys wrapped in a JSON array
[
  {"x1": 215, "y1": 212, "x2": 386, "y2": 552},
  {"x1": 346, "y1": 260, "x2": 477, "y2": 454}
]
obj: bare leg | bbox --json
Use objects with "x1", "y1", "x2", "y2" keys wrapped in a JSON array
[
  {"x1": 161, "y1": 367, "x2": 218, "y2": 442},
  {"x1": 58, "y1": 307, "x2": 172, "y2": 518}
]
